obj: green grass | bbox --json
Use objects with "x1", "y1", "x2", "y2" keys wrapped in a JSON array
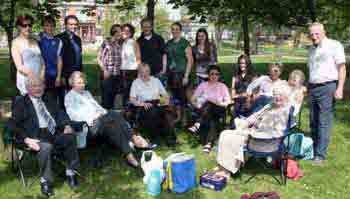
[{"x1": 0, "y1": 47, "x2": 350, "y2": 198}]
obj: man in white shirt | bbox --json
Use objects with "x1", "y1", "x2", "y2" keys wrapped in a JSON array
[{"x1": 308, "y1": 22, "x2": 347, "y2": 165}]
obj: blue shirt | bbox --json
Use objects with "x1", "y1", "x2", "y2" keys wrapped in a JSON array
[{"x1": 38, "y1": 32, "x2": 62, "y2": 78}]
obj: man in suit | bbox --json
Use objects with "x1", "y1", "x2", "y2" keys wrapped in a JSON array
[
  {"x1": 10, "y1": 77, "x2": 79, "y2": 197},
  {"x1": 56, "y1": 15, "x2": 82, "y2": 86}
]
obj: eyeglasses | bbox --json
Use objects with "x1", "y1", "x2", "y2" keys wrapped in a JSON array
[
  {"x1": 21, "y1": 23, "x2": 32, "y2": 28},
  {"x1": 210, "y1": 72, "x2": 220, "y2": 76}
]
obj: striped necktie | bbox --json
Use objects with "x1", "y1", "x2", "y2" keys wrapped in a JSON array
[{"x1": 36, "y1": 98, "x2": 56, "y2": 135}]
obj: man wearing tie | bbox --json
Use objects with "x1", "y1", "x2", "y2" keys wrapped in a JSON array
[{"x1": 10, "y1": 77, "x2": 79, "y2": 197}]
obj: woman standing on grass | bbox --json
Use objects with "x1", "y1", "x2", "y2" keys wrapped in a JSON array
[
  {"x1": 12, "y1": 15, "x2": 45, "y2": 95},
  {"x1": 120, "y1": 23, "x2": 141, "y2": 105},
  {"x1": 163, "y1": 22, "x2": 193, "y2": 124},
  {"x1": 192, "y1": 28, "x2": 218, "y2": 86}
]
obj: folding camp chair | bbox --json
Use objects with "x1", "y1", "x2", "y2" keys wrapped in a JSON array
[
  {"x1": 7, "y1": 96, "x2": 86, "y2": 188},
  {"x1": 242, "y1": 106, "x2": 297, "y2": 185}
]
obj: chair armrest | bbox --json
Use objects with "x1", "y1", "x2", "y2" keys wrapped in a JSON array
[{"x1": 70, "y1": 121, "x2": 88, "y2": 132}]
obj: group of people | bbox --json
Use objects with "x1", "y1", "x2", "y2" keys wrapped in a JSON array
[{"x1": 8, "y1": 12, "x2": 347, "y2": 197}]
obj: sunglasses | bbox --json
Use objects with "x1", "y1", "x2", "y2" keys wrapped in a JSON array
[{"x1": 21, "y1": 23, "x2": 32, "y2": 28}]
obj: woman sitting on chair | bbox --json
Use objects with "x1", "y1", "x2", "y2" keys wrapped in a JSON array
[
  {"x1": 188, "y1": 65, "x2": 231, "y2": 153},
  {"x1": 231, "y1": 54, "x2": 257, "y2": 127},
  {"x1": 64, "y1": 71, "x2": 151, "y2": 168},
  {"x1": 129, "y1": 64, "x2": 177, "y2": 146},
  {"x1": 215, "y1": 85, "x2": 291, "y2": 178}
]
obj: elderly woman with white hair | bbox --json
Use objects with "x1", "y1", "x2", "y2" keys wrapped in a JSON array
[
  {"x1": 214, "y1": 84, "x2": 291, "y2": 178},
  {"x1": 64, "y1": 71, "x2": 151, "y2": 167},
  {"x1": 128, "y1": 63, "x2": 177, "y2": 146}
]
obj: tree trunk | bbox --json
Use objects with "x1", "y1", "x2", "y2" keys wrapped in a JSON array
[
  {"x1": 214, "y1": 22, "x2": 224, "y2": 50},
  {"x1": 242, "y1": 14, "x2": 250, "y2": 57},
  {"x1": 146, "y1": 0, "x2": 156, "y2": 26},
  {"x1": 309, "y1": 0, "x2": 317, "y2": 22}
]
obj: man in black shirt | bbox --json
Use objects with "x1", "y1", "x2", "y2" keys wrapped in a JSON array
[{"x1": 137, "y1": 18, "x2": 166, "y2": 76}]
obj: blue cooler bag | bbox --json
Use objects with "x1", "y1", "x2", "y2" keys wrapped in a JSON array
[
  {"x1": 200, "y1": 172, "x2": 227, "y2": 191},
  {"x1": 163, "y1": 153, "x2": 196, "y2": 193}
]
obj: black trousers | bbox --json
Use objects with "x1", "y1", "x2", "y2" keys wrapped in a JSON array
[
  {"x1": 195, "y1": 102, "x2": 226, "y2": 145},
  {"x1": 37, "y1": 129, "x2": 79, "y2": 182},
  {"x1": 137, "y1": 104, "x2": 176, "y2": 141},
  {"x1": 45, "y1": 76, "x2": 66, "y2": 110},
  {"x1": 95, "y1": 111, "x2": 133, "y2": 154},
  {"x1": 121, "y1": 70, "x2": 138, "y2": 106},
  {"x1": 101, "y1": 75, "x2": 122, "y2": 110}
]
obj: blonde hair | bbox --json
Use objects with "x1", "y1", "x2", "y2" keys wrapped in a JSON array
[
  {"x1": 289, "y1": 70, "x2": 305, "y2": 87},
  {"x1": 68, "y1": 71, "x2": 87, "y2": 87},
  {"x1": 309, "y1": 22, "x2": 325, "y2": 33},
  {"x1": 138, "y1": 63, "x2": 151, "y2": 74}
]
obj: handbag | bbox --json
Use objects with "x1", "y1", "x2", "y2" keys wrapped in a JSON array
[
  {"x1": 163, "y1": 153, "x2": 197, "y2": 193},
  {"x1": 284, "y1": 132, "x2": 314, "y2": 160},
  {"x1": 241, "y1": 192, "x2": 281, "y2": 199}
]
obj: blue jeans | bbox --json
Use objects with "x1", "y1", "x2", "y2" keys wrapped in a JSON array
[
  {"x1": 309, "y1": 82, "x2": 336, "y2": 160},
  {"x1": 101, "y1": 75, "x2": 121, "y2": 110},
  {"x1": 250, "y1": 95, "x2": 273, "y2": 114}
]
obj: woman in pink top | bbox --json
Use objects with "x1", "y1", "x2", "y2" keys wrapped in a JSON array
[{"x1": 188, "y1": 65, "x2": 231, "y2": 153}]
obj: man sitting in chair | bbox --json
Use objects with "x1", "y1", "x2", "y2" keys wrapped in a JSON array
[
  {"x1": 214, "y1": 84, "x2": 291, "y2": 179},
  {"x1": 10, "y1": 77, "x2": 79, "y2": 197}
]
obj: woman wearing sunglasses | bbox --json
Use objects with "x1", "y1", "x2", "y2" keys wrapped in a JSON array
[
  {"x1": 11, "y1": 15, "x2": 45, "y2": 95},
  {"x1": 188, "y1": 65, "x2": 231, "y2": 153}
]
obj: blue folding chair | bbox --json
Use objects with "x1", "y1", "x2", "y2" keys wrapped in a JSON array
[{"x1": 242, "y1": 106, "x2": 296, "y2": 185}]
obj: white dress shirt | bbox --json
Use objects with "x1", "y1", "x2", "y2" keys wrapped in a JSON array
[
  {"x1": 308, "y1": 37, "x2": 346, "y2": 84},
  {"x1": 29, "y1": 96, "x2": 54, "y2": 128}
]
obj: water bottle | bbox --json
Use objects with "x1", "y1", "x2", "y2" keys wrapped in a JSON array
[{"x1": 147, "y1": 169, "x2": 162, "y2": 196}]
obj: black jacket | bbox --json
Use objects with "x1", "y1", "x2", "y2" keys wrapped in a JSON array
[
  {"x1": 9, "y1": 95, "x2": 71, "y2": 143},
  {"x1": 137, "y1": 32, "x2": 166, "y2": 75},
  {"x1": 55, "y1": 31, "x2": 83, "y2": 78}
]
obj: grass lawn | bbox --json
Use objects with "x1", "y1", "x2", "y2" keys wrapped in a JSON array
[{"x1": 0, "y1": 48, "x2": 349, "y2": 198}]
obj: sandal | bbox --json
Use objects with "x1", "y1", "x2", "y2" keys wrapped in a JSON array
[{"x1": 188, "y1": 122, "x2": 200, "y2": 133}]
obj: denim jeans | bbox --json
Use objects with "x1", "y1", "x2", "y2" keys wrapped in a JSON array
[
  {"x1": 309, "y1": 82, "x2": 336, "y2": 160},
  {"x1": 250, "y1": 95, "x2": 273, "y2": 114},
  {"x1": 101, "y1": 75, "x2": 121, "y2": 110}
]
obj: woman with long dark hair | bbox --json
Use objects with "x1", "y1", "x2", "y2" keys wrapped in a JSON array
[
  {"x1": 231, "y1": 54, "x2": 256, "y2": 123},
  {"x1": 192, "y1": 28, "x2": 218, "y2": 86}
]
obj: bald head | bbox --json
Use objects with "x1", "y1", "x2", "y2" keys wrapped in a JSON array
[
  {"x1": 26, "y1": 77, "x2": 44, "y2": 97},
  {"x1": 309, "y1": 22, "x2": 326, "y2": 45}
]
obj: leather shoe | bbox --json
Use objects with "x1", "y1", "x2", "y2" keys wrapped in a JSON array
[
  {"x1": 41, "y1": 182, "x2": 54, "y2": 197},
  {"x1": 67, "y1": 175, "x2": 79, "y2": 189}
]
